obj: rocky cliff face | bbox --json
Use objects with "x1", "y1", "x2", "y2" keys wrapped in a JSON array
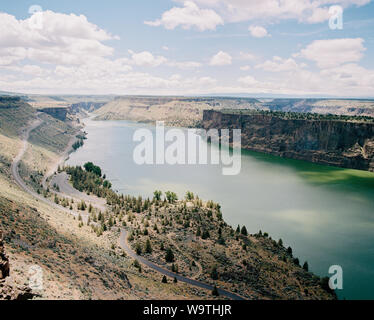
[
  {"x1": 0, "y1": 230, "x2": 34, "y2": 300},
  {"x1": 0, "y1": 231, "x2": 9, "y2": 279},
  {"x1": 38, "y1": 107, "x2": 69, "y2": 121},
  {"x1": 203, "y1": 110, "x2": 374, "y2": 172}
]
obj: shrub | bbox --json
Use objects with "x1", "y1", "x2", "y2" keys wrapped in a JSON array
[{"x1": 210, "y1": 266, "x2": 218, "y2": 280}]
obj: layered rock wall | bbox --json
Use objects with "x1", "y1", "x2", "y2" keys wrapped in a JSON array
[{"x1": 203, "y1": 110, "x2": 374, "y2": 171}]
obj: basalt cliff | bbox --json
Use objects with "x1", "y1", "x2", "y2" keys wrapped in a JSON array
[{"x1": 202, "y1": 110, "x2": 374, "y2": 172}]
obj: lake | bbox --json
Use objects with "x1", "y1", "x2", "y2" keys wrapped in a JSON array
[{"x1": 67, "y1": 118, "x2": 374, "y2": 300}]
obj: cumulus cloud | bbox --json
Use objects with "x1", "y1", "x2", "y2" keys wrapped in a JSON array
[
  {"x1": 128, "y1": 50, "x2": 167, "y2": 67},
  {"x1": 2, "y1": 9, "x2": 374, "y2": 97},
  {"x1": 240, "y1": 65, "x2": 251, "y2": 71},
  {"x1": 256, "y1": 56, "x2": 305, "y2": 72},
  {"x1": 167, "y1": 61, "x2": 202, "y2": 69},
  {"x1": 144, "y1": 1, "x2": 224, "y2": 31},
  {"x1": 239, "y1": 51, "x2": 257, "y2": 61},
  {"x1": 0, "y1": 11, "x2": 118, "y2": 66},
  {"x1": 297, "y1": 38, "x2": 366, "y2": 68},
  {"x1": 209, "y1": 51, "x2": 232, "y2": 66},
  {"x1": 249, "y1": 25, "x2": 269, "y2": 38},
  {"x1": 178, "y1": 0, "x2": 371, "y2": 24}
]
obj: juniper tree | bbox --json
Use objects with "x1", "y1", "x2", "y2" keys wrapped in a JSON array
[
  {"x1": 165, "y1": 248, "x2": 174, "y2": 263},
  {"x1": 145, "y1": 239, "x2": 152, "y2": 254},
  {"x1": 210, "y1": 266, "x2": 218, "y2": 280},
  {"x1": 303, "y1": 261, "x2": 309, "y2": 272},
  {"x1": 212, "y1": 285, "x2": 219, "y2": 297},
  {"x1": 241, "y1": 226, "x2": 248, "y2": 236},
  {"x1": 135, "y1": 243, "x2": 142, "y2": 255},
  {"x1": 162, "y1": 275, "x2": 168, "y2": 284}
]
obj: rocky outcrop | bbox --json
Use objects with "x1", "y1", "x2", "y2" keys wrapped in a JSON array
[
  {"x1": 38, "y1": 107, "x2": 69, "y2": 121},
  {"x1": 0, "y1": 230, "x2": 34, "y2": 300},
  {"x1": 0, "y1": 96, "x2": 22, "y2": 109},
  {"x1": 0, "y1": 231, "x2": 9, "y2": 279},
  {"x1": 203, "y1": 110, "x2": 374, "y2": 172}
]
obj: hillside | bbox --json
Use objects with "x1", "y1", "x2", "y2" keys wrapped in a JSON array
[{"x1": 0, "y1": 98, "x2": 209, "y2": 299}]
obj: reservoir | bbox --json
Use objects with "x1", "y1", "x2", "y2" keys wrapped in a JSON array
[{"x1": 67, "y1": 118, "x2": 374, "y2": 300}]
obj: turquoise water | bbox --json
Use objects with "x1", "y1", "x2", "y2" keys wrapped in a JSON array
[{"x1": 68, "y1": 118, "x2": 374, "y2": 300}]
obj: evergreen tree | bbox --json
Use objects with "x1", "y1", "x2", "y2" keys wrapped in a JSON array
[
  {"x1": 278, "y1": 239, "x2": 283, "y2": 247},
  {"x1": 202, "y1": 230, "x2": 210, "y2": 240},
  {"x1": 210, "y1": 266, "x2": 218, "y2": 280},
  {"x1": 241, "y1": 226, "x2": 248, "y2": 236},
  {"x1": 145, "y1": 239, "x2": 152, "y2": 254},
  {"x1": 212, "y1": 285, "x2": 219, "y2": 297},
  {"x1": 165, "y1": 248, "x2": 174, "y2": 262},
  {"x1": 303, "y1": 261, "x2": 309, "y2": 272},
  {"x1": 135, "y1": 243, "x2": 142, "y2": 255},
  {"x1": 196, "y1": 226, "x2": 201, "y2": 237},
  {"x1": 287, "y1": 246, "x2": 293, "y2": 257},
  {"x1": 153, "y1": 190, "x2": 162, "y2": 201},
  {"x1": 162, "y1": 275, "x2": 168, "y2": 284}
]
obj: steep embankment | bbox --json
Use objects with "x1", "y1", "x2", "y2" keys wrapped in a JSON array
[{"x1": 202, "y1": 110, "x2": 374, "y2": 172}]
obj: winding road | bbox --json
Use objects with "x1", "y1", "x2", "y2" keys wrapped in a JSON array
[
  {"x1": 12, "y1": 117, "x2": 245, "y2": 301},
  {"x1": 11, "y1": 117, "x2": 87, "y2": 221},
  {"x1": 119, "y1": 229, "x2": 245, "y2": 300}
]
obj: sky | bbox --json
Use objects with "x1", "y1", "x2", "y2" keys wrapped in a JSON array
[{"x1": 1, "y1": 0, "x2": 374, "y2": 97}]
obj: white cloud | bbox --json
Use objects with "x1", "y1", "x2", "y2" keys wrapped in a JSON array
[
  {"x1": 128, "y1": 50, "x2": 167, "y2": 67},
  {"x1": 144, "y1": 1, "x2": 224, "y2": 31},
  {"x1": 209, "y1": 51, "x2": 232, "y2": 66},
  {"x1": 167, "y1": 61, "x2": 202, "y2": 69},
  {"x1": 239, "y1": 51, "x2": 256, "y2": 61},
  {"x1": 298, "y1": 38, "x2": 366, "y2": 68},
  {"x1": 238, "y1": 75, "x2": 260, "y2": 86},
  {"x1": 249, "y1": 25, "x2": 269, "y2": 38},
  {"x1": 256, "y1": 56, "x2": 305, "y2": 72},
  {"x1": 180, "y1": 0, "x2": 371, "y2": 24},
  {"x1": 0, "y1": 11, "x2": 118, "y2": 66},
  {"x1": 240, "y1": 65, "x2": 251, "y2": 71},
  {"x1": 2, "y1": 9, "x2": 374, "y2": 97}
]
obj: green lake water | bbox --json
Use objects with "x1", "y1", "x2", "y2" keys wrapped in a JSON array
[{"x1": 67, "y1": 118, "x2": 374, "y2": 299}]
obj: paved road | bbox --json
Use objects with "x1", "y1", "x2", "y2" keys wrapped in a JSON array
[
  {"x1": 11, "y1": 118, "x2": 87, "y2": 221},
  {"x1": 119, "y1": 229, "x2": 245, "y2": 300},
  {"x1": 50, "y1": 172, "x2": 107, "y2": 211},
  {"x1": 42, "y1": 133, "x2": 78, "y2": 189}
]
